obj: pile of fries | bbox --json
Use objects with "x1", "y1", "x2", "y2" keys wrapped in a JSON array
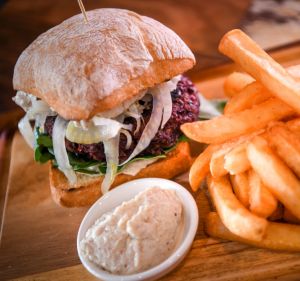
[{"x1": 181, "y1": 29, "x2": 300, "y2": 251}]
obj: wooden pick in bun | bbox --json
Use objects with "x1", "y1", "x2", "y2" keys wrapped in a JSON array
[{"x1": 12, "y1": 8, "x2": 199, "y2": 207}]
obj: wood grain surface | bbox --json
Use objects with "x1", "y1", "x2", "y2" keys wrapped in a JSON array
[
  {"x1": 2, "y1": 45, "x2": 300, "y2": 280},
  {"x1": 2, "y1": 133, "x2": 300, "y2": 281},
  {"x1": 2, "y1": 2, "x2": 300, "y2": 279},
  {"x1": 0, "y1": 0, "x2": 251, "y2": 113}
]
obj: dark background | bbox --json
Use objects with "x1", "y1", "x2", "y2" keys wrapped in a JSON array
[{"x1": 0, "y1": 0, "x2": 251, "y2": 113}]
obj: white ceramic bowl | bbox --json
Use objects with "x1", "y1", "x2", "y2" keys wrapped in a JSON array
[{"x1": 77, "y1": 178, "x2": 199, "y2": 281}]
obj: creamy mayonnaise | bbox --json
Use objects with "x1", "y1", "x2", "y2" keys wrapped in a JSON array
[{"x1": 80, "y1": 187, "x2": 183, "y2": 275}]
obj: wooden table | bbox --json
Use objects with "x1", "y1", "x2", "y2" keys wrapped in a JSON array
[{"x1": 2, "y1": 1, "x2": 300, "y2": 281}]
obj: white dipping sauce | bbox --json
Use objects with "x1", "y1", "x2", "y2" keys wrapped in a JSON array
[{"x1": 80, "y1": 187, "x2": 183, "y2": 275}]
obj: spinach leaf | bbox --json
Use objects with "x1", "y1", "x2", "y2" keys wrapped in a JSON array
[
  {"x1": 36, "y1": 134, "x2": 53, "y2": 147},
  {"x1": 34, "y1": 146, "x2": 54, "y2": 163},
  {"x1": 33, "y1": 126, "x2": 189, "y2": 175}
]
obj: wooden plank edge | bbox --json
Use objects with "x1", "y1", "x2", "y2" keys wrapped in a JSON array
[
  {"x1": 10, "y1": 264, "x2": 98, "y2": 281},
  {"x1": 191, "y1": 41, "x2": 300, "y2": 82}
]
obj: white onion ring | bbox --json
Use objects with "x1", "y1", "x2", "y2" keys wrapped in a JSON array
[
  {"x1": 121, "y1": 92, "x2": 164, "y2": 165},
  {"x1": 93, "y1": 116, "x2": 132, "y2": 132},
  {"x1": 13, "y1": 92, "x2": 56, "y2": 132},
  {"x1": 101, "y1": 134, "x2": 120, "y2": 194},
  {"x1": 120, "y1": 129, "x2": 132, "y2": 150},
  {"x1": 125, "y1": 104, "x2": 142, "y2": 135},
  {"x1": 18, "y1": 114, "x2": 34, "y2": 149},
  {"x1": 151, "y1": 81, "x2": 174, "y2": 129},
  {"x1": 120, "y1": 78, "x2": 178, "y2": 165},
  {"x1": 52, "y1": 116, "x2": 77, "y2": 184}
]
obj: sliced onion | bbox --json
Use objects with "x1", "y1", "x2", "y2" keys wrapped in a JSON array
[
  {"x1": 96, "y1": 90, "x2": 146, "y2": 118},
  {"x1": 151, "y1": 80, "x2": 176, "y2": 129},
  {"x1": 101, "y1": 135, "x2": 120, "y2": 194},
  {"x1": 93, "y1": 116, "x2": 132, "y2": 131},
  {"x1": 121, "y1": 92, "x2": 164, "y2": 165},
  {"x1": 125, "y1": 103, "x2": 143, "y2": 135},
  {"x1": 13, "y1": 91, "x2": 36, "y2": 112},
  {"x1": 120, "y1": 129, "x2": 132, "y2": 150},
  {"x1": 18, "y1": 114, "x2": 34, "y2": 149},
  {"x1": 13, "y1": 91, "x2": 56, "y2": 133},
  {"x1": 52, "y1": 116, "x2": 77, "y2": 184},
  {"x1": 28, "y1": 100, "x2": 50, "y2": 117},
  {"x1": 35, "y1": 112, "x2": 48, "y2": 132},
  {"x1": 120, "y1": 77, "x2": 179, "y2": 165},
  {"x1": 134, "y1": 118, "x2": 141, "y2": 135},
  {"x1": 66, "y1": 117, "x2": 132, "y2": 145}
]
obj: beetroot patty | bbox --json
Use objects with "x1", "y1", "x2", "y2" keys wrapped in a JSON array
[{"x1": 44, "y1": 76, "x2": 200, "y2": 162}]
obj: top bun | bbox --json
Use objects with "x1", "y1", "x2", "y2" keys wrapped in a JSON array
[{"x1": 13, "y1": 8, "x2": 195, "y2": 120}]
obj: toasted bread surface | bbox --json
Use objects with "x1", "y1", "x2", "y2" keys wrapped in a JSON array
[{"x1": 50, "y1": 141, "x2": 192, "y2": 207}]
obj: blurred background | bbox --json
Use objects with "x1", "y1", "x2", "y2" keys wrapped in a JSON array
[{"x1": 1, "y1": 0, "x2": 300, "y2": 114}]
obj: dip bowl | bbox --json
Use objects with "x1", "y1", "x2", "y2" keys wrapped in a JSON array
[{"x1": 77, "y1": 178, "x2": 199, "y2": 281}]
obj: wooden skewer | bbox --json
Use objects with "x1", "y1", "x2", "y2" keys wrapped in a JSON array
[{"x1": 77, "y1": 0, "x2": 88, "y2": 23}]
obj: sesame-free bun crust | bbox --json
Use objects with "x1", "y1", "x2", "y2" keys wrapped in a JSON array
[
  {"x1": 13, "y1": 8, "x2": 195, "y2": 120},
  {"x1": 50, "y1": 142, "x2": 192, "y2": 207}
]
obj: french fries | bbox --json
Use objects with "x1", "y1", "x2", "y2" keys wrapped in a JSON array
[
  {"x1": 219, "y1": 29, "x2": 300, "y2": 114},
  {"x1": 224, "y1": 65, "x2": 300, "y2": 114},
  {"x1": 223, "y1": 72, "x2": 254, "y2": 98},
  {"x1": 248, "y1": 169, "x2": 277, "y2": 218},
  {"x1": 207, "y1": 175, "x2": 267, "y2": 241},
  {"x1": 230, "y1": 173, "x2": 250, "y2": 208},
  {"x1": 247, "y1": 136, "x2": 300, "y2": 219},
  {"x1": 205, "y1": 212, "x2": 300, "y2": 252},
  {"x1": 185, "y1": 29, "x2": 300, "y2": 252},
  {"x1": 181, "y1": 98, "x2": 294, "y2": 144},
  {"x1": 267, "y1": 123, "x2": 300, "y2": 178},
  {"x1": 224, "y1": 143, "x2": 250, "y2": 175},
  {"x1": 224, "y1": 82, "x2": 271, "y2": 114},
  {"x1": 189, "y1": 130, "x2": 265, "y2": 191}
]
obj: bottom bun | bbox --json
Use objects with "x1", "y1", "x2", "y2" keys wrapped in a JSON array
[{"x1": 50, "y1": 141, "x2": 192, "y2": 207}]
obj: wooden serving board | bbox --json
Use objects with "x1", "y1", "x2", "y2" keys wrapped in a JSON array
[{"x1": 2, "y1": 44, "x2": 300, "y2": 281}]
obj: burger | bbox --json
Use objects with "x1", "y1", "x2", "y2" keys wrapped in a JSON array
[{"x1": 12, "y1": 8, "x2": 200, "y2": 207}]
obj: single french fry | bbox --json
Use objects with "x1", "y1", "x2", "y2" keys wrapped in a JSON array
[
  {"x1": 207, "y1": 175, "x2": 267, "y2": 241},
  {"x1": 210, "y1": 149, "x2": 229, "y2": 178},
  {"x1": 181, "y1": 98, "x2": 294, "y2": 144},
  {"x1": 283, "y1": 208, "x2": 300, "y2": 224},
  {"x1": 224, "y1": 143, "x2": 250, "y2": 174},
  {"x1": 205, "y1": 212, "x2": 300, "y2": 251},
  {"x1": 247, "y1": 136, "x2": 300, "y2": 219},
  {"x1": 224, "y1": 65, "x2": 300, "y2": 114},
  {"x1": 248, "y1": 169, "x2": 277, "y2": 218},
  {"x1": 267, "y1": 123, "x2": 300, "y2": 178},
  {"x1": 223, "y1": 72, "x2": 254, "y2": 98},
  {"x1": 230, "y1": 172, "x2": 250, "y2": 208},
  {"x1": 219, "y1": 29, "x2": 300, "y2": 114},
  {"x1": 224, "y1": 82, "x2": 272, "y2": 114},
  {"x1": 189, "y1": 144, "x2": 217, "y2": 191}
]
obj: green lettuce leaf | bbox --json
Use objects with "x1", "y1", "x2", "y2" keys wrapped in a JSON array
[{"x1": 33, "y1": 127, "x2": 189, "y2": 175}]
